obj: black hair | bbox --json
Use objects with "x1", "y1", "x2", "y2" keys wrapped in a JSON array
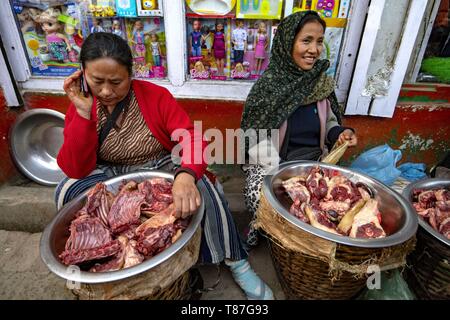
[
  {"x1": 80, "y1": 32, "x2": 133, "y2": 74},
  {"x1": 295, "y1": 11, "x2": 327, "y2": 37}
]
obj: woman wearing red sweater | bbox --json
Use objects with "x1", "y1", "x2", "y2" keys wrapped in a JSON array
[{"x1": 55, "y1": 33, "x2": 273, "y2": 300}]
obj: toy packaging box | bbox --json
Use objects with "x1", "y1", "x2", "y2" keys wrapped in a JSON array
[
  {"x1": 13, "y1": 1, "x2": 83, "y2": 77},
  {"x1": 236, "y1": 0, "x2": 283, "y2": 20},
  {"x1": 321, "y1": 24, "x2": 345, "y2": 77},
  {"x1": 230, "y1": 19, "x2": 272, "y2": 80},
  {"x1": 125, "y1": 17, "x2": 167, "y2": 79},
  {"x1": 293, "y1": 0, "x2": 341, "y2": 18},
  {"x1": 186, "y1": 18, "x2": 231, "y2": 80},
  {"x1": 116, "y1": 0, "x2": 138, "y2": 17}
]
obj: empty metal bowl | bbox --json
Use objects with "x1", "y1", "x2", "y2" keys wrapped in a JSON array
[
  {"x1": 263, "y1": 161, "x2": 418, "y2": 248},
  {"x1": 40, "y1": 171, "x2": 204, "y2": 284},
  {"x1": 402, "y1": 178, "x2": 450, "y2": 247},
  {"x1": 9, "y1": 109, "x2": 66, "y2": 186}
]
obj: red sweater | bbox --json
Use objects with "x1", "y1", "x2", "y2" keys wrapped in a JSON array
[{"x1": 57, "y1": 80, "x2": 207, "y2": 180}]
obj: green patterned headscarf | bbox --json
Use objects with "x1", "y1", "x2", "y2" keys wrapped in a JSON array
[{"x1": 241, "y1": 10, "x2": 342, "y2": 133}]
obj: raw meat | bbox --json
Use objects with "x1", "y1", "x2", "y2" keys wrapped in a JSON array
[
  {"x1": 60, "y1": 178, "x2": 188, "y2": 271},
  {"x1": 80, "y1": 183, "x2": 114, "y2": 227},
  {"x1": 413, "y1": 187, "x2": 450, "y2": 239},
  {"x1": 282, "y1": 166, "x2": 386, "y2": 238},
  {"x1": 59, "y1": 214, "x2": 121, "y2": 265},
  {"x1": 107, "y1": 181, "x2": 146, "y2": 234}
]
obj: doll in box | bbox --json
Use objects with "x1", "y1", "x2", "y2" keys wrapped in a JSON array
[
  {"x1": 149, "y1": 33, "x2": 162, "y2": 67},
  {"x1": 91, "y1": 18, "x2": 105, "y2": 33},
  {"x1": 64, "y1": 24, "x2": 81, "y2": 62},
  {"x1": 201, "y1": 25, "x2": 213, "y2": 56},
  {"x1": 17, "y1": 7, "x2": 41, "y2": 34},
  {"x1": 232, "y1": 19, "x2": 247, "y2": 64},
  {"x1": 131, "y1": 20, "x2": 149, "y2": 63},
  {"x1": 246, "y1": 28, "x2": 255, "y2": 51},
  {"x1": 112, "y1": 20, "x2": 125, "y2": 39},
  {"x1": 39, "y1": 8, "x2": 72, "y2": 63},
  {"x1": 190, "y1": 20, "x2": 203, "y2": 59},
  {"x1": 254, "y1": 21, "x2": 268, "y2": 75},
  {"x1": 212, "y1": 23, "x2": 226, "y2": 76}
]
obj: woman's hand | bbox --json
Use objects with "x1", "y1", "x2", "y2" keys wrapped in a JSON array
[
  {"x1": 172, "y1": 172, "x2": 201, "y2": 219},
  {"x1": 337, "y1": 129, "x2": 358, "y2": 147},
  {"x1": 63, "y1": 70, "x2": 93, "y2": 120}
]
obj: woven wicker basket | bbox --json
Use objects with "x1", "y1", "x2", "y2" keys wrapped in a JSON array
[
  {"x1": 404, "y1": 227, "x2": 450, "y2": 300},
  {"x1": 72, "y1": 227, "x2": 202, "y2": 300},
  {"x1": 256, "y1": 191, "x2": 416, "y2": 300},
  {"x1": 142, "y1": 268, "x2": 203, "y2": 300}
]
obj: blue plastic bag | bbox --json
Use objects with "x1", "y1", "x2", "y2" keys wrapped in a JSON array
[
  {"x1": 398, "y1": 162, "x2": 427, "y2": 181},
  {"x1": 350, "y1": 144, "x2": 402, "y2": 185}
]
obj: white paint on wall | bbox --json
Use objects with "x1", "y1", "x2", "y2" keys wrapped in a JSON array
[{"x1": 399, "y1": 132, "x2": 434, "y2": 151}]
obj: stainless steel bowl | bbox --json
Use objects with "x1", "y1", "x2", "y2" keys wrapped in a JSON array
[
  {"x1": 263, "y1": 161, "x2": 418, "y2": 248},
  {"x1": 40, "y1": 171, "x2": 204, "y2": 284},
  {"x1": 9, "y1": 109, "x2": 66, "y2": 186},
  {"x1": 402, "y1": 178, "x2": 450, "y2": 247}
]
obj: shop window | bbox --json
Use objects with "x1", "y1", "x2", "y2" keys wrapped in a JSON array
[
  {"x1": 417, "y1": 0, "x2": 449, "y2": 84},
  {"x1": 3, "y1": 0, "x2": 362, "y2": 101},
  {"x1": 185, "y1": 0, "x2": 283, "y2": 81},
  {"x1": 11, "y1": 0, "x2": 167, "y2": 79}
]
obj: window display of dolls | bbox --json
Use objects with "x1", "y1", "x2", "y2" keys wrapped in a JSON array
[
  {"x1": 254, "y1": 21, "x2": 269, "y2": 75},
  {"x1": 232, "y1": 20, "x2": 247, "y2": 64},
  {"x1": 190, "y1": 19, "x2": 203, "y2": 59},
  {"x1": 39, "y1": 8, "x2": 72, "y2": 63}
]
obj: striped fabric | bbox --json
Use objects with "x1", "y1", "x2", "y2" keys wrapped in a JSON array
[
  {"x1": 96, "y1": 89, "x2": 168, "y2": 166},
  {"x1": 54, "y1": 155, "x2": 247, "y2": 264}
]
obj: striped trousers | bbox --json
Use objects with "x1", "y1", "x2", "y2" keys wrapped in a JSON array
[{"x1": 54, "y1": 155, "x2": 248, "y2": 264}]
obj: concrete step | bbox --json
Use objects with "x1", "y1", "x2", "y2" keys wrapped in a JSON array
[
  {"x1": 0, "y1": 185, "x2": 56, "y2": 233},
  {"x1": 0, "y1": 230, "x2": 76, "y2": 299}
]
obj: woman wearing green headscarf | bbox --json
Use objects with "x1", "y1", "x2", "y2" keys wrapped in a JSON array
[{"x1": 240, "y1": 11, "x2": 358, "y2": 247}]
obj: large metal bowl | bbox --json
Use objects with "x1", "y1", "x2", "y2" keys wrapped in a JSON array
[
  {"x1": 402, "y1": 178, "x2": 450, "y2": 247},
  {"x1": 40, "y1": 171, "x2": 204, "y2": 284},
  {"x1": 263, "y1": 161, "x2": 418, "y2": 248},
  {"x1": 9, "y1": 109, "x2": 66, "y2": 186}
]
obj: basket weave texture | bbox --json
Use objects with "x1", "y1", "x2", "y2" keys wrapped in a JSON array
[
  {"x1": 72, "y1": 227, "x2": 202, "y2": 300},
  {"x1": 256, "y1": 190, "x2": 416, "y2": 299},
  {"x1": 404, "y1": 227, "x2": 450, "y2": 300}
]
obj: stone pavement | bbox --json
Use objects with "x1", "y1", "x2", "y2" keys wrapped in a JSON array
[{"x1": 0, "y1": 173, "x2": 285, "y2": 300}]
